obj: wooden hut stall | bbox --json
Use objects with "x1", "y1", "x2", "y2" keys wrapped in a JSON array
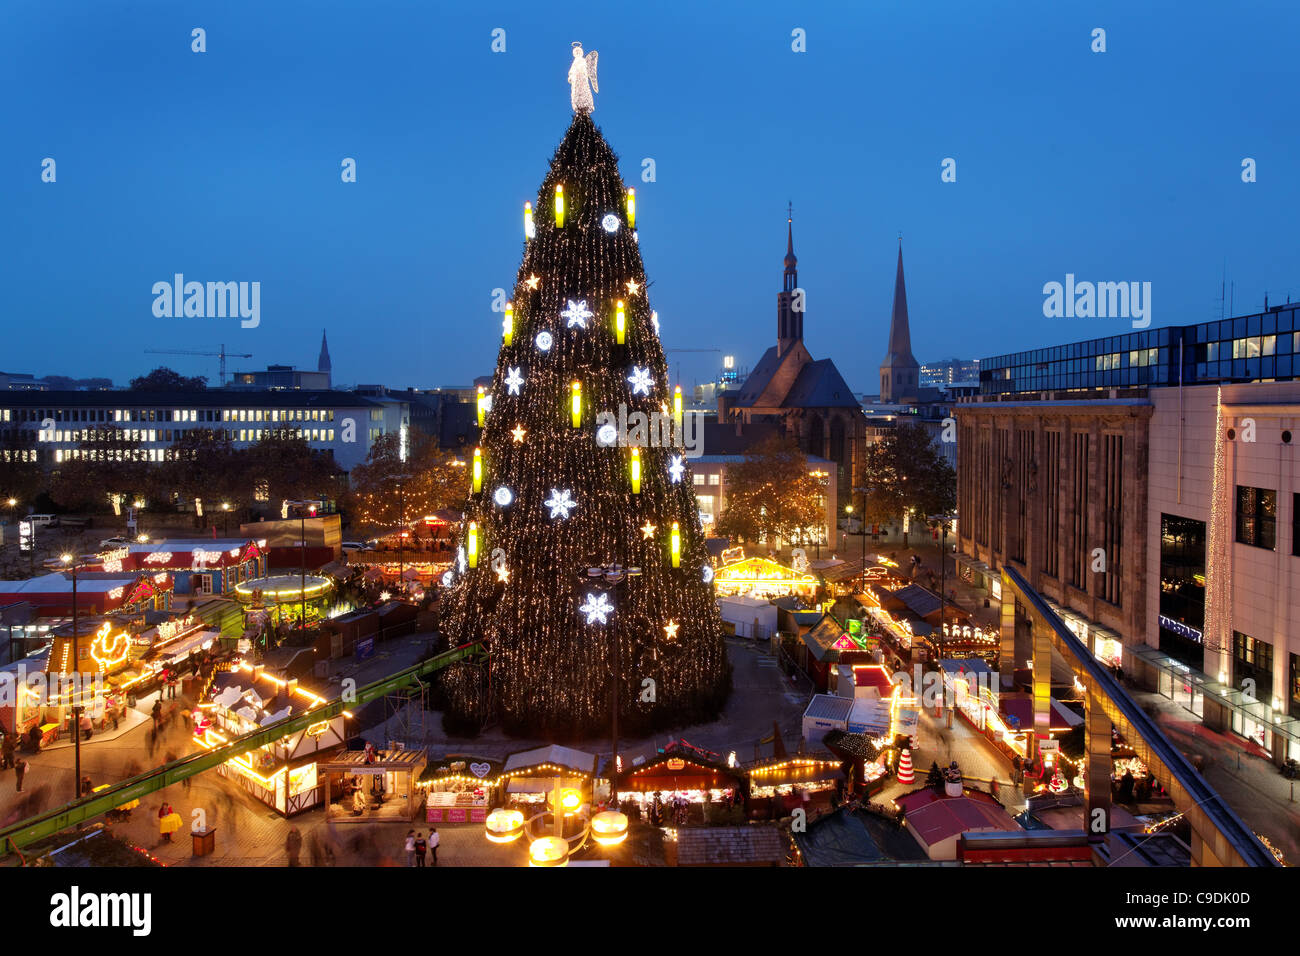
[
  {"x1": 614, "y1": 740, "x2": 745, "y2": 823},
  {"x1": 319, "y1": 748, "x2": 428, "y2": 823},
  {"x1": 418, "y1": 755, "x2": 501, "y2": 825},
  {"x1": 500, "y1": 744, "x2": 598, "y2": 810},
  {"x1": 744, "y1": 755, "x2": 844, "y2": 820}
]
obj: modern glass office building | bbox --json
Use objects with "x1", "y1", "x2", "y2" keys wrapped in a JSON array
[{"x1": 978, "y1": 305, "x2": 1300, "y2": 395}]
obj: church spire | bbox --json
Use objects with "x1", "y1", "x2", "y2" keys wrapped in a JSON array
[
  {"x1": 777, "y1": 204, "x2": 803, "y2": 355},
  {"x1": 879, "y1": 240, "x2": 920, "y2": 403},
  {"x1": 318, "y1": 329, "x2": 332, "y2": 377}
]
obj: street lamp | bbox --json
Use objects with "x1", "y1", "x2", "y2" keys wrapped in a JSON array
[
  {"x1": 483, "y1": 778, "x2": 627, "y2": 867},
  {"x1": 221, "y1": 502, "x2": 230, "y2": 536},
  {"x1": 927, "y1": 513, "x2": 958, "y2": 660},
  {"x1": 60, "y1": 553, "x2": 86, "y2": 802}
]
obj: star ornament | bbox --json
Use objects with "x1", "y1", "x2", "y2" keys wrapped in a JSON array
[
  {"x1": 526, "y1": 274, "x2": 540, "y2": 290},
  {"x1": 511, "y1": 425, "x2": 527, "y2": 443},
  {"x1": 664, "y1": 619, "x2": 680, "y2": 641},
  {"x1": 641, "y1": 521, "x2": 657, "y2": 539},
  {"x1": 505, "y1": 366, "x2": 524, "y2": 395},
  {"x1": 562, "y1": 299, "x2": 594, "y2": 329},
  {"x1": 625, "y1": 279, "x2": 640, "y2": 296},
  {"x1": 496, "y1": 565, "x2": 510, "y2": 583},
  {"x1": 579, "y1": 592, "x2": 614, "y2": 626}
]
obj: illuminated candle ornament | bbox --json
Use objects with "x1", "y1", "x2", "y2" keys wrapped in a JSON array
[
  {"x1": 673, "y1": 385, "x2": 683, "y2": 430},
  {"x1": 554, "y1": 184, "x2": 565, "y2": 227},
  {"x1": 524, "y1": 202, "x2": 535, "y2": 239},
  {"x1": 503, "y1": 301, "x2": 514, "y2": 345},
  {"x1": 570, "y1": 381, "x2": 582, "y2": 428},
  {"x1": 467, "y1": 521, "x2": 479, "y2": 568},
  {"x1": 670, "y1": 521, "x2": 681, "y2": 567},
  {"x1": 630, "y1": 447, "x2": 641, "y2": 494},
  {"x1": 472, "y1": 446, "x2": 483, "y2": 493},
  {"x1": 626, "y1": 187, "x2": 636, "y2": 228},
  {"x1": 477, "y1": 386, "x2": 488, "y2": 426},
  {"x1": 615, "y1": 300, "x2": 626, "y2": 345}
]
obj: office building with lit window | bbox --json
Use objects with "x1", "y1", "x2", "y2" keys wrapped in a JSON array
[
  {"x1": 957, "y1": 303, "x2": 1300, "y2": 764},
  {"x1": 0, "y1": 389, "x2": 408, "y2": 474}
]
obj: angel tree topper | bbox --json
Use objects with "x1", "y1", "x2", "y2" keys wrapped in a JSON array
[{"x1": 568, "y1": 42, "x2": 598, "y2": 113}]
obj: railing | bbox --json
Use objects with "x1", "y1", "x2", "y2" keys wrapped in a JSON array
[{"x1": 0, "y1": 639, "x2": 485, "y2": 854}]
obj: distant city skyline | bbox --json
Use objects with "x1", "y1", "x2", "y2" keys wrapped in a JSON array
[{"x1": 4, "y1": 1, "x2": 1297, "y2": 395}]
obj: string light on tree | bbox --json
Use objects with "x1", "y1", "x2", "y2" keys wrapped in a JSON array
[
  {"x1": 439, "y1": 61, "x2": 729, "y2": 737},
  {"x1": 505, "y1": 367, "x2": 524, "y2": 395}
]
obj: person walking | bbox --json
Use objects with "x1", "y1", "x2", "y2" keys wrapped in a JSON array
[
  {"x1": 428, "y1": 826, "x2": 439, "y2": 866},
  {"x1": 14, "y1": 757, "x2": 27, "y2": 792},
  {"x1": 1, "y1": 733, "x2": 15, "y2": 770},
  {"x1": 151, "y1": 698, "x2": 162, "y2": 729},
  {"x1": 285, "y1": 827, "x2": 302, "y2": 866},
  {"x1": 158, "y1": 802, "x2": 175, "y2": 842},
  {"x1": 413, "y1": 831, "x2": 427, "y2": 867},
  {"x1": 404, "y1": 830, "x2": 416, "y2": 867}
]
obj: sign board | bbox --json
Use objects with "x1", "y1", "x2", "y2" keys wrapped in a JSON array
[
  {"x1": 1038, "y1": 739, "x2": 1060, "y2": 754},
  {"x1": 18, "y1": 520, "x2": 32, "y2": 553},
  {"x1": 355, "y1": 637, "x2": 375, "y2": 660},
  {"x1": 665, "y1": 758, "x2": 686, "y2": 771},
  {"x1": 896, "y1": 708, "x2": 920, "y2": 740}
]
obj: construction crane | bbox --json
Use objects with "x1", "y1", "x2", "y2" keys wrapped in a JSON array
[{"x1": 143, "y1": 345, "x2": 252, "y2": 386}]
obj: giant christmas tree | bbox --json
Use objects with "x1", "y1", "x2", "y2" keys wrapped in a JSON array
[{"x1": 438, "y1": 48, "x2": 731, "y2": 739}]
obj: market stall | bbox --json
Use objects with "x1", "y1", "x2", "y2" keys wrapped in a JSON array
[
  {"x1": 499, "y1": 744, "x2": 598, "y2": 808},
  {"x1": 613, "y1": 740, "x2": 745, "y2": 822},
  {"x1": 713, "y1": 556, "x2": 819, "y2": 601},
  {"x1": 744, "y1": 755, "x2": 843, "y2": 818},
  {"x1": 320, "y1": 748, "x2": 427, "y2": 823},
  {"x1": 192, "y1": 661, "x2": 346, "y2": 817},
  {"x1": 418, "y1": 755, "x2": 500, "y2": 824}
]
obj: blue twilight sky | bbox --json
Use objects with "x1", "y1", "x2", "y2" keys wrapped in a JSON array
[{"x1": 3, "y1": 0, "x2": 1298, "y2": 394}]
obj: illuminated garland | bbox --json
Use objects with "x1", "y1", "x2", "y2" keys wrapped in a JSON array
[{"x1": 439, "y1": 113, "x2": 731, "y2": 738}]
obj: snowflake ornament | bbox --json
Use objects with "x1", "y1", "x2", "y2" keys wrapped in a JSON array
[
  {"x1": 505, "y1": 367, "x2": 524, "y2": 395},
  {"x1": 536, "y1": 331, "x2": 553, "y2": 352},
  {"x1": 544, "y1": 488, "x2": 577, "y2": 520},
  {"x1": 562, "y1": 299, "x2": 594, "y2": 329},
  {"x1": 669, "y1": 455, "x2": 685, "y2": 483},
  {"x1": 579, "y1": 592, "x2": 614, "y2": 625},
  {"x1": 601, "y1": 214, "x2": 620, "y2": 233},
  {"x1": 627, "y1": 366, "x2": 653, "y2": 396},
  {"x1": 702, "y1": 565, "x2": 714, "y2": 584}
]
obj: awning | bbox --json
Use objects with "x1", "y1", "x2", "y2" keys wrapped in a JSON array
[
  {"x1": 953, "y1": 552, "x2": 995, "y2": 577},
  {"x1": 161, "y1": 629, "x2": 218, "y2": 664},
  {"x1": 507, "y1": 776, "x2": 585, "y2": 794}
]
